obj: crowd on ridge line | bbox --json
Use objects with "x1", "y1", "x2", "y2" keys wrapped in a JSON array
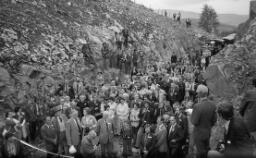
[
  {"x1": 2, "y1": 49, "x2": 256, "y2": 158},
  {"x1": 163, "y1": 11, "x2": 191, "y2": 28}
]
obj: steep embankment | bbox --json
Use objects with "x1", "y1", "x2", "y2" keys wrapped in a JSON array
[
  {"x1": 204, "y1": 17, "x2": 256, "y2": 101},
  {"x1": 0, "y1": 0, "x2": 205, "y2": 109}
]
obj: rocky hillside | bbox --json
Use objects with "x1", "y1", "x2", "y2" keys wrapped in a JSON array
[
  {"x1": 0, "y1": 0, "x2": 206, "y2": 109},
  {"x1": 204, "y1": 17, "x2": 256, "y2": 101}
]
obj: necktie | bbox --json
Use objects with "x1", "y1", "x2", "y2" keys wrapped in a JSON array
[
  {"x1": 59, "y1": 116, "x2": 62, "y2": 122},
  {"x1": 169, "y1": 125, "x2": 174, "y2": 135},
  {"x1": 74, "y1": 118, "x2": 80, "y2": 131},
  {"x1": 105, "y1": 121, "x2": 109, "y2": 133},
  {"x1": 36, "y1": 104, "x2": 39, "y2": 115}
]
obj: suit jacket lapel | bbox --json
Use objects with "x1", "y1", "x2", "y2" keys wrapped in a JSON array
[
  {"x1": 225, "y1": 118, "x2": 233, "y2": 143},
  {"x1": 72, "y1": 118, "x2": 79, "y2": 131},
  {"x1": 169, "y1": 124, "x2": 176, "y2": 138}
]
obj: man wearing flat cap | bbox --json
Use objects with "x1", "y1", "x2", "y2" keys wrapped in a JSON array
[{"x1": 191, "y1": 85, "x2": 217, "y2": 158}]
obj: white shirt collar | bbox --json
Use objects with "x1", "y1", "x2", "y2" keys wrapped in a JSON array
[{"x1": 224, "y1": 120, "x2": 230, "y2": 133}]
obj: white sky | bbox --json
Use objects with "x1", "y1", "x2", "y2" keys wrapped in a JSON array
[{"x1": 134, "y1": 0, "x2": 250, "y2": 15}]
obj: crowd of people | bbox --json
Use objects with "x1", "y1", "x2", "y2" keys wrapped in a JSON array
[{"x1": 1, "y1": 26, "x2": 256, "y2": 158}]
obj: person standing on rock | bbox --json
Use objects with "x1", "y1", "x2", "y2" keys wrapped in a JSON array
[
  {"x1": 115, "y1": 32, "x2": 123, "y2": 50},
  {"x1": 191, "y1": 85, "x2": 217, "y2": 158},
  {"x1": 122, "y1": 28, "x2": 129, "y2": 48},
  {"x1": 177, "y1": 12, "x2": 181, "y2": 23},
  {"x1": 101, "y1": 42, "x2": 110, "y2": 70},
  {"x1": 81, "y1": 43, "x2": 95, "y2": 65},
  {"x1": 173, "y1": 13, "x2": 177, "y2": 21}
]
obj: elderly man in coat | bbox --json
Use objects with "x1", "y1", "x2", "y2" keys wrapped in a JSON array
[
  {"x1": 65, "y1": 109, "x2": 81, "y2": 156},
  {"x1": 191, "y1": 85, "x2": 217, "y2": 158},
  {"x1": 41, "y1": 115, "x2": 58, "y2": 158},
  {"x1": 96, "y1": 111, "x2": 115, "y2": 158}
]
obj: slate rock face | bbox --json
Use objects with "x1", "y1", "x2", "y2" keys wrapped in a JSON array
[
  {"x1": 0, "y1": 0, "x2": 208, "y2": 110},
  {"x1": 203, "y1": 65, "x2": 238, "y2": 98},
  {"x1": 204, "y1": 18, "x2": 256, "y2": 99}
]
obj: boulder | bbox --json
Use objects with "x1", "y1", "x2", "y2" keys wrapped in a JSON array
[
  {"x1": 205, "y1": 18, "x2": 256, "y2": 98},
  {"x1": 203, "y1": 65, "x2": 238, "y2": 98}
]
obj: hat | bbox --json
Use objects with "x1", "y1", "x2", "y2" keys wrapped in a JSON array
[
  {"x1": 196, "y1": 84, "x2": 208, "y2": 94},
  {"x1": 51, "y1": 105, "x2": 63, "y2": 114},
  {"x1": 118, "y1": 95, "x2": 125, "y2": 100},
  {"x1": 123, "y1": 93, "x2": 129, "y2": 99},
  {"x1": 83, "y1": 107, "x2": 91, "y2": 112}
]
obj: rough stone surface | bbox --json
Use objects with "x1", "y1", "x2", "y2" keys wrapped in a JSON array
[
  {"x1": 204, "y1": 18, "x2": 256, "y2": 99},
  {"x1": 0, "y1": 0, "x2": 209, "y2": 108}
]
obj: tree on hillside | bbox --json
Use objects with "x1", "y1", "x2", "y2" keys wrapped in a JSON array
[{"x1": 199, "y1": 4, "x2": 219, "y2": 33}]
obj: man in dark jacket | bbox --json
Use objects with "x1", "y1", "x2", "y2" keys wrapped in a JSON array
[
  {"x1": 41, "y1": 115, "x2": 57, "y2": 158},
  {"x1": 240, "y1": 89, "x2": 256, "y2": 139},
  {"x1": 216, "y1": 101, "x2": 255, "y2": 158},
  {"x1": 77, "y1": 95, "x2": 87, "y2": 118},
  {"x1": 171, "y1": 54, "x2": 177, "y2": 63},
  {"x1": 191, "y1": 85, "x2": 217, "y2": 158},
  {"x1": 168, "y1": 115, "x2": 185, "y2": 158}
]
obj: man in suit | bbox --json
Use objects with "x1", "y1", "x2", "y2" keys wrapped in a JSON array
[
  {"x1": 191, "y1": 85, "x2": 217, "y2": 158},
  {"x1": 175, "y1": 107, "x2": 189, "y2": 157},
  {"x1": 96, "y1": 111, "x2": 114, "y2": 158},
  {"x1": 65, "y1": 109, "x2": 81, "y2": 156},
  {"x1": 41, "y1": 115, "x2": 57, "y2": 158},
  {"x1": 175, "y1": 107, "x2": 188, "y2": 140},
  {"x1": 168, "y1": 115, "x2": 185, "y2": 158},
  {"x1": 217, "y1": 101, "x2": 254, "y2": 158},
  {"x1": 154, "y1": 116, "x2": 168, "y2": 158},
  {"x1": 52, "y1": 108, "x2": 68, "y2": 154}
]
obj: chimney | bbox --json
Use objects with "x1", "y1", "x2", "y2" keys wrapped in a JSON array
[{"x1": 250, "y1": 0, "x2": 256, "y2": 19}]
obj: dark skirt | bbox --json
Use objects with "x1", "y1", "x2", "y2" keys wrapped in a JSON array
[
  {"x1": 123, "y1": 138, "x2": 132, "y2": 157},
  {"x1": 146, "y1": 148, "x2": 168, "y2": 158}
]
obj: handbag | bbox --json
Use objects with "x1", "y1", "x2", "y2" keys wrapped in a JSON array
[{"x1": 69, "y1": 145, "x2": 77, "y2": 154}]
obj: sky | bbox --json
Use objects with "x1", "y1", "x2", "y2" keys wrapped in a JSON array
[{"x1": 134, "y1": 0, "x2": 250, "y2": 15}]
